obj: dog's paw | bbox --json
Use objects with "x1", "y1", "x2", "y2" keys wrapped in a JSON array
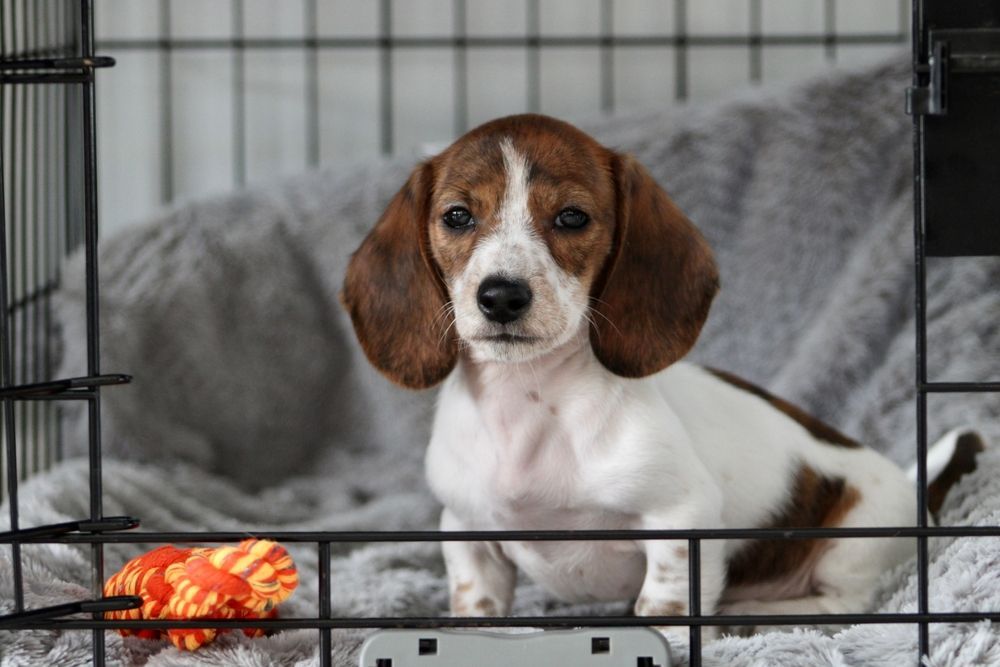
[{"x1": 450, "y1": 592, "x2": 505, "y2": 617}]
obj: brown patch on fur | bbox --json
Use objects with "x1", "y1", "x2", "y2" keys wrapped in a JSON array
[
  {"x1": 518, "y1": 119, "x2": 616, "y2": 281},
  {"x1": 674, "y1": 545, "x2": 688, "y2": 559},
  {"x1": 450, "y1": 582, "x2": 474, "y2": 614},
  {"x1": 342, "y1": 162, "x2": 457, "y2": 389},
  {"x1": 928, "y1": 431, "x2": 984, "y2": 518},
  {"x1": 652, "y1": 562, "x2": 672, "y2": 584},
  {"x1": 707, "y1": 368, "x2": 862, "y2": 449},
  {"x1": 653, "y1": 562, "x2": 683, "y2": 580},
  {"x1": 527, "y1": 390, "x2": 540, "y2": 402},
  {"x1": 662, "y1": 601, "x2": 687, "y2": 616},
  {"x1": 589, "y1": 154, "x2": 719, "y2": 378},
  {"x1": 725, "y1": 464, "x2": 861, "y2": 590},
  {"x1": 428, "y1": 146, "x2": 506, "y2": 280},
  {"x1": 473, "y1": 597, "x2": 498, "y2": 615},
  {"x1": 636, "y1": 597, "x2": 687, "y2": 617},
  {"x1": 548, "y1": 405, "x2": 558, "y2": 416}
]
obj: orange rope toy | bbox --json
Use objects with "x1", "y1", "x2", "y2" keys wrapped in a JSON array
[{"x1": 103, "y1": 539, "x2": 299, "y2": 651}]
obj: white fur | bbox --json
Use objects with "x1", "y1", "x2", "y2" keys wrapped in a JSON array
[{"x1": 425, "y1": 139, "x2": 930, "y2": 636}]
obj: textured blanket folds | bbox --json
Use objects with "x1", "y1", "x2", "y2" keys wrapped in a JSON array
[{"x1": 2, "y1": 56, "x2": 999, "y2": 666}]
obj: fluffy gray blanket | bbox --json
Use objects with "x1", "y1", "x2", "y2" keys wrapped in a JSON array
[{"x1": 3, "y1": 55, "x2": 999, "y2": 666}]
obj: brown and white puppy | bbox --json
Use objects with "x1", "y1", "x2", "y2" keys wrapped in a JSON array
[{"x1": 342, "y1": 114, "x2": 981, "y2": 636}]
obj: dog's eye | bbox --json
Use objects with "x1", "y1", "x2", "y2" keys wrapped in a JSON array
[
  {"x1": 555, "y1": 208, "x2": 589, "y2": 229},
  {"x1": 443, "y1": 207, "x2": 474, "y2": 229}
]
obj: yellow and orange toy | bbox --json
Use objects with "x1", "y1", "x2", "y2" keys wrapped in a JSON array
[{"x1": 103, "y1": 539, "x2": 298, "y2": 651}]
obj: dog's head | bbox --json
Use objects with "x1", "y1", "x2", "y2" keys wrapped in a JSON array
[{"x1": 342, "y1": 114, "x2": 718, "y2": 389}]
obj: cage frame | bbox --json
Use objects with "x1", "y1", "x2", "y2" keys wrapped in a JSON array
[{"x1": 1, "y1": 1, "x2": 999, "y2": 667}]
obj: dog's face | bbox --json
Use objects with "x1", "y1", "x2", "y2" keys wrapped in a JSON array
[
  {"x1": 343, "y1": 114, "x2": 718, "y2": 388},
  {"x1": 428, "y1": 133, "x2": 616, "y2": 364}
]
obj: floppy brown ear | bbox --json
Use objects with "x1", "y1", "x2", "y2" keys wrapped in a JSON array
[
  {"x1": 341, "y1": 162, "x2": 457, "y2": 389},
  {"x1": 590, "y1": 154, "x2": 719, "y2": 377}
]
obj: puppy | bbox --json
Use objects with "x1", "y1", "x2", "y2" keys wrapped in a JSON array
[{"x1": 342, "y1": 114, "x2": 980, "y2": 636}]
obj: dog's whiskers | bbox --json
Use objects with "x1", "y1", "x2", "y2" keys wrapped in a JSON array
[
  {"x1": 587, "y1": 299, "x2": 623, "y2": 338},
  {"x1": 434, "y1": 302, "x2": 458, "y2": 346}
]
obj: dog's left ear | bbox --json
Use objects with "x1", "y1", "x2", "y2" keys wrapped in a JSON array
[
  {"x1": 342, "y1": 162, "x2": 457, "y2": 389},
  {"x1": 590, "y1": 153, "x2": 719, "y2": 378}
]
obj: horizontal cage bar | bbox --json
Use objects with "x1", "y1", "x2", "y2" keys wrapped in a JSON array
[
  {"x1": 920, "y1": 381, "x2": 1000, "y2": 393},
  {"x1": 7, "y1": 610, "x2": 1000, "y2": 631},
  {"x1": 4, "y1": 524, "x2": 1000, "y2": 544},
  {"x1": 94, "y1": 32, "x2": 906, "y2": 51},
  {"x1": 0, "y1": 56, "x2": 115, "y2": 71}
]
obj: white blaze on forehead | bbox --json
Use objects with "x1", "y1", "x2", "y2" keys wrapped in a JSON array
[
  {"x1": 498, "y1": 137, "x2": 532, "y2": 236},
  {"x1": 468, "y1": 137, "x2": 543, "y2": 278}
]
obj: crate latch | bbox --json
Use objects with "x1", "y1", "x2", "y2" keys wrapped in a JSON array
[{"x1": 907, "y1": 29, "x2": 1000, "y2": 116}]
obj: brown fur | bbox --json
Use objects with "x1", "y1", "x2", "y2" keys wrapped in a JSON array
[
  {"x1": 428, "y1": 137, "x2": 507, "y2": 278},
  {"x1": 725, "y1": 464, "x2": 860, "y2": 591},
  {"x1": 636, "y1": 597, "x2": 687, "y2": 616},
  {"x1": 927, "y1": 431, "x2": 984, "y2": 518},
  {"x1": 707, "y1": 368, "x2": 861, "y2": 449},
  {"x1": 589, "y1": 154, "x2": 719, "y2": 378},
  {"x1": 341, "y1": 162, "x2": 458, "y2": 389},
  {"x1": 473, "y1": 597, "x2": 498, "y2": 615}
]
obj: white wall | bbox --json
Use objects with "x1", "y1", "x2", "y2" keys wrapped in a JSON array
[{"x1": 94, "y1": 0, "x2": 906, "y2": 235}]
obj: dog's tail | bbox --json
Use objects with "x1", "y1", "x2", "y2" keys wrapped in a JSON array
[{"x1": 906, "y1": 428, "x2": 986, "y2": 517}]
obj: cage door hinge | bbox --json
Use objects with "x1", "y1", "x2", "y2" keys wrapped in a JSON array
[{"x1": 907, "y1": 29, "x2": 1000, "y2": 116}]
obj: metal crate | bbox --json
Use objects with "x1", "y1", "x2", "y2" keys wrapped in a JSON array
[{"x1": 2, "y1": 1, "x2": 999, "y2": 666}]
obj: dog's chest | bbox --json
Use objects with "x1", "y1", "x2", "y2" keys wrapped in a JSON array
[
  {"x1": 427, "y1": 385, "x2": 647, "y2": 602},
  {"x1": 430, "y1": 392, "x2": 583, "y2": 510}
]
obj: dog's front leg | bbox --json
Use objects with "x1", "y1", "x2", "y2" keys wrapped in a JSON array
[
  {"x1": 440, "y1": 509, "x2": 517, "y2": 617},
  {"x1": 635, "y1": 513, "x2": 726, "y2": 642}
]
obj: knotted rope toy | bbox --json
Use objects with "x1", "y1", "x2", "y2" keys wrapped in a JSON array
[{"x1": 103, "y1": 538, "x2": 298, "y2": 650}]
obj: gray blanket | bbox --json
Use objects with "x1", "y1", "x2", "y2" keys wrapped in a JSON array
[{"x1": 3, "y1": 55, "x2": 999, "y2": 666}]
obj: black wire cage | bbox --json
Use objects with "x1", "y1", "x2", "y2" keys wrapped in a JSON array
[{"x1": 1, "y1": 1, "x2": 999, "y2": 666}]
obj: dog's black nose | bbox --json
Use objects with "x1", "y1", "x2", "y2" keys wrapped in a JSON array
[{"x1": 477, "y1": 276, "x2": 533, "y2": 324}]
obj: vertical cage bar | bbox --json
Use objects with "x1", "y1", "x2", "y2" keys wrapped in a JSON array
[
  {"x1": 158, "y1": 0, "x2": 174, "y2": 203},
  {"x1": 0, "y1": 38, "x2": 25, "y2": 618},
  {"x1": 318, "y1": 541, "x2": 332, "y2": 667},
  {"x1": 911, "y1": 0, "x2": 929, "y2": 660},
  {"x1": 30, "y1": 0, "x2": 42, "y2": 477},
  {"x1": 80, "y1": 1, "x2": 106, "y2": 663},
  {"x1": 233, "y1": 0, "x2": 247, "y2": 185},
  {"x1": 16, "y1": 8, "x2": 26, "y2": 481},
  {"x1": 55, "y1": 9, "x2": 67, "y2": 464},
  {"x1": 305, "y1": 0, "x2": 320, "y2": 167},
  {"x1": 41, "y1": 3, "x2": 55, "y2": 471},
  {"x1": 378, "y1": 0, "x2": 393, "y2": 155},
  {"x1": 599, "y1": 0, "x2": 614, "y2": 113},
  {"x1": 688, "y1": 538, "x2": 702, "y2": 667},
  {"x1": 453, "y1": 0, "x2": 468, "y2": 136},
  {"x1": 0, "y1": 0, "x2": 5, "y2": 509},
  {"x1": 749, "y1": 0, "x2": 762, "y2": 83},
  {"x1": 526, "y1": 0, "x2": 540, "y2": 113},
  {"x1": 674, "y1": 0, "x2": 688, "y2": 101},
  {"x1": 823, "y1": 0, "x2": 837, "y2": 63}
]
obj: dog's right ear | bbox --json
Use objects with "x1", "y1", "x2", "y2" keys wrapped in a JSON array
[
  {"x1": 341, "y1": 162, "x2": 457, "y2": 389},
  {"x1": 589, "y1": 153, "x2": 718, "y2": 377}
]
